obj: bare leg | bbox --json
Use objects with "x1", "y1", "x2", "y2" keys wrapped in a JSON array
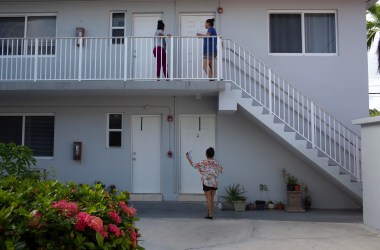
[
  {"x1": 203, "y1": 58, "x2": 210, "y2": 78},
  {"x1": 204, "y1": 190, "x2": 212, "y2": 217},
  {"x1": 210, "y1": 189, "x2": 216, "y2": 217},
  {"x1": 208, "y1": 58, "x2": 215, "y2": 78}
]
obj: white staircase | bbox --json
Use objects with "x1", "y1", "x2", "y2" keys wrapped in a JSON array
[{"x1": 218, "y1": 39, "x2": 362, "y2": 203}]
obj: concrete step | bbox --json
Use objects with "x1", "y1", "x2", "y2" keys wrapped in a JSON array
[{"x1": 218, "y1": 83, "x2": 362, "y2": 203}]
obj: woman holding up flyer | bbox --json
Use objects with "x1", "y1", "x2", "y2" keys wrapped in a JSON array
[{"x1": 186, "y1": 147, "x2": 223, "y2": 219}]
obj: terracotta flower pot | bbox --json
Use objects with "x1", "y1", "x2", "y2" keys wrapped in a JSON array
[
  {"x1": 276, "y1": 204, "x2": 285, "y2": 210},
  {"x1": 294, "y1": 184, "x2": 301, "y2": 191}
]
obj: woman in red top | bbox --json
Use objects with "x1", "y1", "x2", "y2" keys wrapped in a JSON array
[{"x1": 186, "y1": 147, "x2": 223, "y2": 219}]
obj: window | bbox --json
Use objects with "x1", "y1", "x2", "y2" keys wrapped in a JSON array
[
  {"x1": 0, "y1": 15, "x2": 57, "y2": 56},
  {"x1": 107, "y1": 114, "x2": 123, "y2": 147},
  {"x1": 111, "y1": 12, "x2": 126, "y2": 44},
  {"x1": 0, "y1": 115, "x2": 55, "y2": 157},
  {"x1": 269, "y1": 11, "x2": 337, "y2": 54}
]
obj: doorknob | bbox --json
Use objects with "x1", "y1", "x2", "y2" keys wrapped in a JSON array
[{"x1": 133, "y1": 158, "x2": 136, "y2": 161}]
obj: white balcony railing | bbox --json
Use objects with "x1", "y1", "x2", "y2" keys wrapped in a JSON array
[
  {"x1": 0, "y1": 36, "x2": 361, "y2": 182},
  {"x1": 221, "y1": 39, "x2": 361, "y2": 182},
  {"x1": 0, "y1": 36, "x2": 221, "y2": 81}
]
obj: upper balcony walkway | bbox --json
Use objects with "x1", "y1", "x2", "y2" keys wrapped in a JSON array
[
  {"x1": 0, "y1": 36, "x2": 225, "y2": 94},
  {"x1": 0, "y1": 37, "x2": 223, "y2": 78}
]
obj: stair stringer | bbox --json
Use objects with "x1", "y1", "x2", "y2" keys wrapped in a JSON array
[{"x1": 219, "y1": 82, "x2": 362, "y2": 205}]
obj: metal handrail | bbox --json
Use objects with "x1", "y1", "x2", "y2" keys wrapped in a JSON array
[{"x1": 221, "y1": 39, "x2": 361, "y2": 181}]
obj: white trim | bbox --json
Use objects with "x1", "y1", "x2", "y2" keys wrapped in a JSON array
[
  {"x1": 268, "y1": 10, "x2": 338, "y2": 56},
  {"x1": 106, "y1": 113, "x2": 123, "y2": 149},
  {"x1": 0, "y1": 13, "x2": 57, "y2": 17},
  {"x1": 35, "y1": 156, "x2": 54, "y2": 160},
  {"x1": 268, "y1": 10, "x2": 337, "y2": 14}
]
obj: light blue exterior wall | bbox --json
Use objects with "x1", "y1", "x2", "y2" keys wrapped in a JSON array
[
  {"x1": 0, "y1": 0, "x2": 368, "y2": 208},
  {"x1": 0, "y1": 94, "x2": 360, "y2": 208}
]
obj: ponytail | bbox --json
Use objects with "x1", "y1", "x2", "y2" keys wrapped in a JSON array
[{"x1": 206, "y1": 18, "x2": 215, "y2": 27}]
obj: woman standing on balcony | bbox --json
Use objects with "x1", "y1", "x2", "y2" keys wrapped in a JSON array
[
  {"x1": 197, "y1": 18, "x2": 217, "y2": 79},
  {"x1": 186, "y1": 147, "x2": 224, "y2": 219},
  {"x1": 153, "y1": 20, "x2": 170, "y2": 79}
]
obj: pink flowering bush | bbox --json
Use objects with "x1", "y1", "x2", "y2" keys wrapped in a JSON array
[{"x1": 0, "y1": 176, "x2": 143, "y2": 249}]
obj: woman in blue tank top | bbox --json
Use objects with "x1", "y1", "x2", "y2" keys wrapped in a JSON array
[{"x1": 197, "y1": 18, "x2": 217, "y2": 79}]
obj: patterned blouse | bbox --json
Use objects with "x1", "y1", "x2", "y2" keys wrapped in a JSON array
[{"x1": 193, "y1": 159, "x2": 224, "y2": 188}]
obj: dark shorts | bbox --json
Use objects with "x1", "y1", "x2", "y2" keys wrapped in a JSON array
[{"x1": 203, "y1": 184, "x2": 217, "y2": 192}]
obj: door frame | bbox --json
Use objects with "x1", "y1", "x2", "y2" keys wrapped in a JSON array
[
  {"x1": 178, "y1": 13, "x2": 216, "y2": 35},
  {"x1": 131, "y1": 13, "x2": 163, "y2": 79},
  {"x1": 178, "y1": 13, "x2": 216, "y2": 79},
  {"x1": 178, "y1": 114, "x2": 217, "y2": 194},
  {"x1": 130, "y1": 114, "x2": 163, "y2": 194}
]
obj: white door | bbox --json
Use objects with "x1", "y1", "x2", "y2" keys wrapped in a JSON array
[
  {"x1": 132, "y1": 14, "x2": 162, "y2": 79},
  {"x1": 180, "y1": 14, "x2": 215, "y2": 79},
  {"x1": 132, "y1": 115, "x2": 161, "y2": 193},
  {"x1": 180, "y1": 115, "x2": 216, "y2": 193}
]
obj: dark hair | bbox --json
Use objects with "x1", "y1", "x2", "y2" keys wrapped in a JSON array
[
  {"x1": 157, "y1": 20, "x2": 165, "y2": 30},
  {"x1": 206, "y1": 147, "x2": 215, "y2": 158},
  {"x1": 206, "y1": 18, "x2": 215, "y2": 27}
]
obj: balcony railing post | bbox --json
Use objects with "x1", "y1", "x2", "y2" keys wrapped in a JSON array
[
  {"x1": 124, "y1": 36, "x2": 128, "y2": 82},
  {"x1": 170, "y1": 36, "x2": 174, "y2": 81},
  {"x1": 78, "y1": 37, "x2": 83, "y2": 82},
  {"x1": 217, "y1": 36, "x2": 222, "y2": 81},
  {"x1": 268, "y1": 68, "x2": 272, "y2": 113},
  {"x1": 34, "y1": 38, "x2": 38, "y2": 82},
  {"x1": 311, "y1": 101, "x2": 315, "y2": 148}
]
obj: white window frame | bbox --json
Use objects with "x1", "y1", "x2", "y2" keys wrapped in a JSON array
[
  {"x1": 106, "y1": 113, "x2": 123, "y2": 148},
  {"x1": 268, "y1": 10, "x2": 338, "y2": 56},
  {"x1": 0, "y1": 13, "x2": 57, "y2": 58},
  {"x1": 110, "y1": 11, "x2": 127, "y2": 44},
  {"x1": 0, "y1": 113, "x2": 55, "y2": 159}
]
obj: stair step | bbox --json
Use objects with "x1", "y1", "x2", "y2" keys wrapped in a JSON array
[
  {"x1": 252, "y1": 99, "x2": 262, "y2": 106},
  {"x1": 295, "y1": 133, "x2": 305, "y2": 140},
  {"x1": 219, "y1": 82, "x2": 362, "y2": 203},
  {"x1": 328, "y1": 159, "x2": 339, "y2": 166},
  {"x1": 273, "y1": 116, "x2": 283, "y2": 124},
  {"x1": 241, "y1": 92, "x2": 251, "y2": 99}
]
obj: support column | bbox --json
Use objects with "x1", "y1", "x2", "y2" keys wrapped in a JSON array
[{"x1": 353, "y1": 116, "x2": 380, "y2": 230}]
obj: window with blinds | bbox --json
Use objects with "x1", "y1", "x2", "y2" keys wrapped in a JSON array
[
  {"x1": 269, "y1": 11, "x2": 337, "y2": 55},
  {"x1": 0, "y1": 15, "x2": 56, "y2": 56},
  {"x1": 0, "y1": 115, "x2": 55, "y2": 157}
]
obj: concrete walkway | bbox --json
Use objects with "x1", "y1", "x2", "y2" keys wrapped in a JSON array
[{"x1": 133, "y1": 202, "x2": 380, "y2": 250}]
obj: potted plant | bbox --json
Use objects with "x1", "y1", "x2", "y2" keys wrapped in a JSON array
[
  {"x1": 255, "y1": 184, "x2": 268, "y2": 210},
  {"x1": 246, "y1": 202, "x2": 255, "y2": 210},
  {"x1": 282, "y1": 168, "x2": 300, "y2": 191},
  {"x1": 267, "y1": 200, "x2": 275, "y2": 210},
  {"x1": 302, "y1": 184, "x2": 312, "y2": 210},
  {"x1": 275, "y1": 201, "x2": 285, "y2": 210},
  {"x1": 222, "y1": 184, "x2": 247, "y2": 212}
]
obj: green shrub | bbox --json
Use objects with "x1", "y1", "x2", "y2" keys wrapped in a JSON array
[
  {"x1": 0, "y1": 176, "x2": 143, "y2": 250},
  {"x1": 0, "y1": 142, "x2": 36, "y2": 178}
]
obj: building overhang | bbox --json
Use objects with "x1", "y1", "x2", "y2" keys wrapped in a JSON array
[{"x1": 0, "y1": 81, "x2": 226, "y2": 97}]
